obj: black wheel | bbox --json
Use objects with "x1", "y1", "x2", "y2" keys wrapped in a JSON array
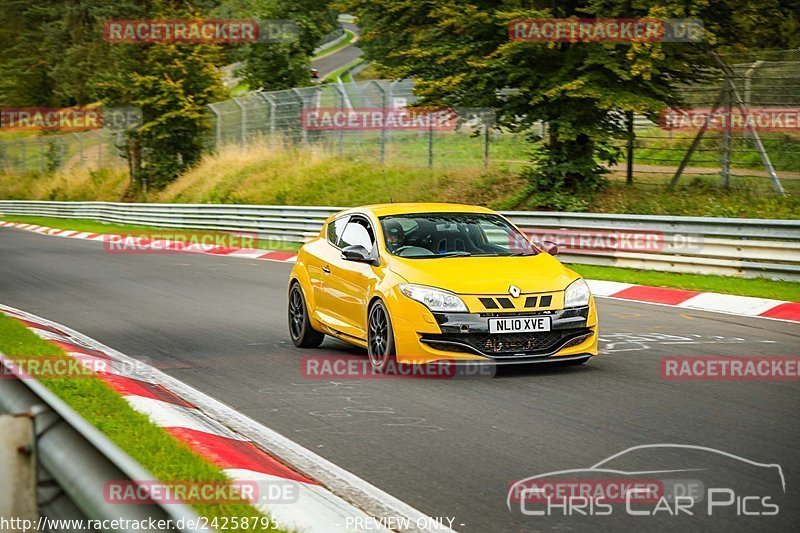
[
  {"x1": 367, "y1": 300, "x2": 396, "y2": 372},
  {"x1": 288, "y1": 283, "x2": 325, "y2": 348}
]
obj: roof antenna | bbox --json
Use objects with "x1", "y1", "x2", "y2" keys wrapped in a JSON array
[{"x1": 381, "y1": 164, "x2": 394, "y2": 203}]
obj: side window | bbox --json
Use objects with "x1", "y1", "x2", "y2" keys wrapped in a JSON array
[
  {"x1": 339, "y1": 217, "x2": 375, "y2": 250},
  {"x1": 327, "y1": 216, "x2": 349, "y2": 247}
]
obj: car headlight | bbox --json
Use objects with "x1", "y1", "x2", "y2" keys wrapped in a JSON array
[
  {"x1": 564, "y1": 278, "x2": 591, "y2": 308},
  {"x1": 399, "y1": 284, "x2": 468, "y2": 313}
]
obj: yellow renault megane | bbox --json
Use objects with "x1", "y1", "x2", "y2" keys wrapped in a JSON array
[{"x1": 288, "y1": 203, "x2": 598, "y2": 371}]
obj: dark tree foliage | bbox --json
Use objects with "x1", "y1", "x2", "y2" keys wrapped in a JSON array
[{"x1": 342, "y1": 0, "x2": 799, "y2": 207}]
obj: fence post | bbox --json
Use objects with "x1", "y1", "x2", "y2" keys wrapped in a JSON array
[
  {"x1": 625, "y1": 111, "x2": 634, "y2": 185},
  {"x1": 233, "y1": 97, "x2": 247, "y2": 150},
  {"x1": 388, "y1": 80, "x2": 399, "y2": 136},
  {"x1": 97, "y1": 131, "x2": 103, "y2": 168},
  {"x1": 370, "y1": 81, "x2": 386, "y2": 164},
  {"x1": 720, "y1": 78, "x2": 732, "y2": 188},
  {"x1": 743, "y1": 60, "x2": 762, "y2": 108},
  {"x1": 73, "y1": 133, "x2": 84, "y2": 168},
  {"x1": 39, "y1": 137, "x2": 45, "y2": 173},
  {"x1": 427, "y1": 119, "x2": 433, "y2": 169},
  {"x1": 208, "y1": 103, "x2": 222, "y2": 150},
  {"x1": 330, "y1": 85, "x2": 345, "y2": 156},
  {"x1": 257, "y1": 92, "x2": 277, "y2": 146},
  {"x1": 711, "y1": 52, "x2": 784, "y2": 195},
  {"x1": 291, "y1": 89, "x2": 307, "y2": 147}
]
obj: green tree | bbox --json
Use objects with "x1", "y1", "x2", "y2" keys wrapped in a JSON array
[
  {"x1": 342, "y1": 0, "x2": 797, "y2": 207},
  {"x1": 97, "y1": 1, "x2": 225, "y2": 191},
  {"x1": 234, "y1": 0, "x2": 338, "y2": 91}
]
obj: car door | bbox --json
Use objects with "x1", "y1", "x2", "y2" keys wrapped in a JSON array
[
  {"x1": 326, "y1": 215, "x2": 377, "y2": 340},
  {"x1": 308, "y1": 215, "x2": 349, "y2": 326}
]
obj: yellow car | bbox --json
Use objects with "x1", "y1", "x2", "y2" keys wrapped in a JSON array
[{"x1": 288, "y1": 203, "x2": 598, "y2": 371}]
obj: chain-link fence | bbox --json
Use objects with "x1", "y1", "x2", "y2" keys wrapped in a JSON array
[
  {"x1": 0, "y1": 129, "x2": 126, "y2": 175},
  {"x1": 1, "y1": 49, "x2": 797, "y2": 196},
  {"x1": 205, "y1": 79, "x2": 513, "y2": 169},
  {"x1": 618, "y1": 48, "x2": 800, "y2": 195}
]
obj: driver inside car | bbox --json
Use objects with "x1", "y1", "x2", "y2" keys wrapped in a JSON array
[{"x1": 384, "y1": 220, "x2": 405, "y2": 252}]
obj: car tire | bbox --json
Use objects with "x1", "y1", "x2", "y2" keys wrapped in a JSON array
[
  {"x1": 288, "y1": 283, "x2": 325, "y2": 348},
  {"x1": 367, "y1": 300, "x2": 396, "y2": 373}
]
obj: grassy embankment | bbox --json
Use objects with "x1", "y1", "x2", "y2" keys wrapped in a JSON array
[{"x1": 0, "y1": 314, "x2": 282, "y2": 531}]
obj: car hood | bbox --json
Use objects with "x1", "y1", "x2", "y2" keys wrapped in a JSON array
[{"x1": 385, "y1": 253, "x2": 579, "y2": 295}]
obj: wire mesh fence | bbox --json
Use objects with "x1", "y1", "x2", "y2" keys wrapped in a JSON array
[
  {"x1": 1, "y1": 49, "x2": 797, "y2": 196},
  {"x1": 204, "y1": 79, "x2": 510, "y2": 170},
  {"x1": 0, "y1": 130, "x2": 127, "y2": 174},
  {"x1": 617, "y1": 48, "x2": 800, "y2": 195}
]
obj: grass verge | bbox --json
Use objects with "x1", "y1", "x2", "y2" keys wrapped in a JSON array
[
  {"x1": 1, "y1": 142, "x2": 798, "y2": 218},
  {"x1": 322, "y1": 57, "x2": 365, "y2": 83},
  {"x1": 0, "y1": 215, "x2": 302, "y2": 252},
  {"x1": 571, "y1": 264, "x2": 800, "y2": 302},
  {"x1": 0, "y1": 313, "x2": 281, "y2": 530},
  {"x1": 2, "y1": 214, "x2": 796, "y2": 301}
]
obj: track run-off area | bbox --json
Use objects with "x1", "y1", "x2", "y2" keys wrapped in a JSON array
[{"x1": 1, "y1": 225, "x2": 798, "y2": 532}]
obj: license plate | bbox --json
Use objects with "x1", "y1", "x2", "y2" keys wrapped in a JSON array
[{"x1": 488, "y1": 316, "x2": 551, "y2": 334}]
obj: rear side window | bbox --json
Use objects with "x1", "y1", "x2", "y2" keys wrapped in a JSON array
[{"x1": 327, "y1": 216, "x2": 349, "y2": 246}]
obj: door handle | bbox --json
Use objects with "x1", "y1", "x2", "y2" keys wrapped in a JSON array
[{"x1": 322, "y1": 265, "x2": 331, "y2": 274}]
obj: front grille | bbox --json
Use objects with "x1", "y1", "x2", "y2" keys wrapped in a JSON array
[
  {"x1": 478, "y1": 294, "x2": 555, "y2": 310},
  {"x1": 421, "y1": 328, "x2": 593, "y2": 357}
]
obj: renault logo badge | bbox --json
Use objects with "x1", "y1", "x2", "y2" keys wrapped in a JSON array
[{"x1": 508, "y1": 285, "x2": 521, "y2": 298}]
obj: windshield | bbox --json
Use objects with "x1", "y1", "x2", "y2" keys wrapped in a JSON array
[{"x1": 379, "y1": 213, "x2": 538, "y2": 258}]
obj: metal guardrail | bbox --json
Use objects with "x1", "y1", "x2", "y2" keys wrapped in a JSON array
[
  {"x1": 0, "y1": 200, "x2": 798, "y2": 281},
  {"x1": 0, "y1": 354, "x2": 202, "y2": 532}
]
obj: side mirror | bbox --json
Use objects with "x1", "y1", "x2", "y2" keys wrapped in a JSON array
[
  {"x1": 341, "y1": 245, "x2": 377, "y2": 265},
  {"x1": 541, "y1": 240, "x2": 559, "y2": 256}
]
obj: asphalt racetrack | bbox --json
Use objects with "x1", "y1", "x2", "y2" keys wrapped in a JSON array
[{"x1": 1, "y1": 226, "x2": 798, "y2": 532}]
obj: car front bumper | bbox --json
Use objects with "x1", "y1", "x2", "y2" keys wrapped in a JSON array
[{"x1": 390, "y1": 299, "x2": 599, "y2": 365}]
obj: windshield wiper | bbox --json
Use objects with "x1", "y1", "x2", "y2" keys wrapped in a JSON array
[{"x1": 437, "y1": 251, "x2": 472, "y2": 257}]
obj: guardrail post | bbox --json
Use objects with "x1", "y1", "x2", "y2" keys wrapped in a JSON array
[
  {"x1": 0, "y1": 414, "x2": 36, "y2": 522},
  {"x1": 208, "y1": 103, "x2": 222, "y2": 151}
]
